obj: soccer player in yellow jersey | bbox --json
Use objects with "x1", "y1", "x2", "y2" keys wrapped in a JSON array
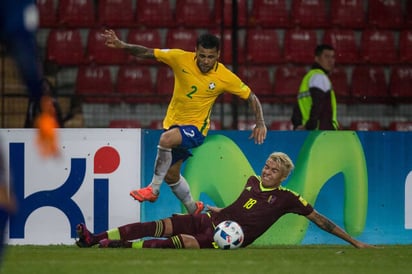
[{"x1": 102, "y1": 29, "x2": 267, "y2": 214}]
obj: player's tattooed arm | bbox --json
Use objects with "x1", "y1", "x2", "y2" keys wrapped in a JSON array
[
  {"x1": 307, "y1": 210, "x2": 337, "y2": 232},
  {"x1": 124, "y1": 44, "x2": 155, "y2": 59},
  {"x1": 306, "y1": 210, "x2": 375, "y2": 248},
  {"x1": 247, "y1": 92, "x2": 267, "y2": 144}
]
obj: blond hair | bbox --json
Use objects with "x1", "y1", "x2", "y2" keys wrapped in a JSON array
[{"x1": 269, "y1": 152, "x2": 295, "y2": 178}]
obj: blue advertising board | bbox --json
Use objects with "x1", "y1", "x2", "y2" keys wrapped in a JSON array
[{"x1": 141, "y1": 130, "x2": 412, "y2": 246}]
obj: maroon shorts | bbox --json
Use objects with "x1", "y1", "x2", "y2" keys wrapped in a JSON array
[{"x1": 170, "y1": 213, "x2": 216, "y2": 248}]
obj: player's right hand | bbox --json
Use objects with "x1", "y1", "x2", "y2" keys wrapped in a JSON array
[{"x1": 101, "y1": 29, "x2": 123, "y2": 49}]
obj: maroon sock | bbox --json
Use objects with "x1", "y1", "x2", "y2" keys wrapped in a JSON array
[
  {"x1": 118, "y1": 220, "x2": 165, "y2": 241},
  {"x1": 142, "y1": 235, "x2": 184, "y2": 248}
]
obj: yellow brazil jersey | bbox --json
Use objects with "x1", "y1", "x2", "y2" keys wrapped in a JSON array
[{"x1": 154, "y1": 48, "x2": 251, "y2": 136}]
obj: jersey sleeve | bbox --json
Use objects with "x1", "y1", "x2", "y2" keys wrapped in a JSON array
[{"x1": 220, "y1": 67, "x2": 251, "y2": 100}]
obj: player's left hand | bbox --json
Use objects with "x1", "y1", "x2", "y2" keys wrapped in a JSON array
[
  {"x1": 34, "y1": 96, "x2": 60, "y2": 158},
  {"x1": 250, "y1": 123, "x2": 267, "y2": 145}
]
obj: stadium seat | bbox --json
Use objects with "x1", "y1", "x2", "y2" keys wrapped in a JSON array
[
  {"x1": 270, "y1": 120, "x2": 293, "y2": 131},
  {"x1": 388, "y1": 121, "x2": 412, "y2": 131},
  {"x1": 46, "y1": 29, "x2": 85, "y2": 66},
  {"x1": 330, "y1": 0, "x2": 366, "y2": 29},
  {"x1": 406, "y1": 1, "x2": 412, "y2": 27},
  {"x1": 273, "y1": 66, "x2": 307, "y2": 104},
  {"x1": 360, "y1": 30, "x2": 398, "y2": 65},
  {"x1": 155, "y1": 66, "x2": 174, "y2": 104},
  {"x1": 283, "y1": 29, "x2": 317, "y2": 64},
  {"x1": 109, "y1": 119, "x2": 142, "y2": 128},
  {"x1": 291, "y1": 0, "x2": 328, "y2": 28},
  {"x1": 126, "y1": 29, "x2": 163, "y2": 64},
  {"x1": 116, "y1": 65, "x2": 155, "y2": 103},
  {"x1": 249, "y1": 0, "x2": 290, "y2": 28},
  {"x1": 215, "y1": 0, "x2": 248, "y2": 27},
  {"x1": 76, "y1": 65, "x2": 117, "y2": 103},
  {"x1": 210, "y1": 120, "x2": 222, "y2": 130},
  {"x1": 136, "y1": 0, "x2": 175, "y2": 27},
  {"x1": 245, "y1": 29, "x2": 282, "y2": 64},
  {"x1": 212, "y1": 29, "x2": 245, "y2": 65},
  {"x1": 37, "y1": 0, "x2": 58, "y2": 28},
  {"x1": 349, "y1": 121, "x2": 383, "y2": 131},
  {"x1": 329, "y1": 67, "x2": 351, "y2": 104},
  {"x1": 389, "y1": 66, "x2": 412, "y2": 103},
  {"x1": 237, "y1": 120, "x2": 256, "y2": 131},
  {"x1": 97, "y1": 0, "x2": 135, "y2": 28},
  {"x1": 175, "y1": 0, "x2": 214, "y2": 28},
  {"x1": 165, "y1": 28, "x2": 198, "y2": 51},
  {"x1": 58, "y1": 0, "x2": 95, "y2": 27},
  {"x1": 149, "y1": 119, "x2": 164, "y2": 129},
  {"x1": 86, "y1": 29, "x2": 128, "y2": 65},
  {"x1": 399, "y1": 30, "x2": 412, "y2": 64},
  {"x1": 239, "y1": 66, "x2": 274, "y2": 103},
  {"x1": 368, "y1": 0, "x2": 404, "y2": 29},
  {"x1": 322, "y1": 29, "x2": 359, "y2": 64},
  {"x1": 351, "y1": 66, "x2": 389, "y2": 103}
]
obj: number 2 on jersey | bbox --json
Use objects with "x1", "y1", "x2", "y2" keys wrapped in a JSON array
[{"x1": 186, "y1": 86, "x2": 197, "y2": 98}]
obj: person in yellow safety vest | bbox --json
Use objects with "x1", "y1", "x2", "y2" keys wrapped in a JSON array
[{"x1": 291, "y1": 44, "x2": 339, "y2": 130}]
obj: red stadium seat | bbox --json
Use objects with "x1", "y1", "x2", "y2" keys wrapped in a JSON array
[
  {"x1": 329, "y1": 67, "x2": 351, "y2": 103},
  {"x1": 399, "y1": 30, "x2": 412, "y2": 64},
  {"x1": 126, "y1": 29, "x2": 162, "y2": 64},
  {"x1": 212, "y1": 29, "x2": 245, "y2": 65},
  {"x1": 76, "y1": 65, "x2": 117, "y2": 103},
  {"x1": 273, "y1": 66, "x2": 306, "y2": 104},
  {"x1": 330, "y1": 0, "x2": 366, "y2": 29},
  {"x1": 322, "y1": 29, "x2": 360, "y2": 65},
  {"x1": 37, "y1": 0, "x2": 58, "y2": 28},
  {"x1": 283, "y1": 29, "x2": 317, "y2": 64},
  {"x1": 215, "y1": 0, "x2": 248, "y2": 27},
  {"x1": 291, "y1": 0, "x2": 328, "y2": 28},
  {"x1": 86, "y1": 29, "x2": 128, "y2": 65},
  {"x1": 245, "y1": 29, "x2": 282, "y2": 64},
  {"x1": 249, "y1": 0, "x2": 290, "y2": 28},
  {"x1": 46, "y1": 29, "x2": 85, "y2": 65},
  {"x1": 360, "y1": 30, "x2": 398, "y2": 65},
  {"x1": 349, "y1": 121, "x2": 383, "y2": 131},
  {"x1": 136, "y1": 0, "x2": 175, "y2": 27},
  {"x1": 97, "y1": 0, "x2": 135, "y2": 28},
  {"x1": 116, "y1": 65, "x2": 155, "y2": 103},
  {"x1": 165, "y1": 29, "x2": 198, "y2": 51},
  {"x1": 406, "y1": 1, "x2": 412, "y2": 27},
  {"x1": 109, "y1": 119, "x2": 142, "y2": 128},
  {"x1": 351, "y1": 66, "x2": 389, "y2": 103},
  {"x1": 149, "y1": 119, "x2": 164, "y2": 129},
  {"x1": 58, "y1": 0, "x2": 95, "y2": 27},
  {"x1": 237, "y1": 120, "x2": 256, "y2": 131},
  {"x1": 210, "y1": 120, "x2": 222, "y2": 130},
  {"x1": 270, "y1": 120, "x2": 293, "y2": 131},
  {"x1": 175, "y1": 0, "x2": 214, "y2": 28},
  {"x1": 389, "y1": 66, "x2": 412, "y2": 103},
  {"x1": 156, "y1": 66, "x2": 174, "y2": 104},
  {"x1": 388, "y1": 121, "x2": 412, "y2": 131},
  {"x1": 368, "y1": 0, "x2": 404, "y2": 29},
  {"x1": 239, "y1": 66, "x2": 274, "y2": 103}
]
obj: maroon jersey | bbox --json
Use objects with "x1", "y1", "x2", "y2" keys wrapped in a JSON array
[{"x1": 211, "y1": 175, "x2": 314, "y2": 247}]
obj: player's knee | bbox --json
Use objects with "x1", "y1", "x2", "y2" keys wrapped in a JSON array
[
  {"x1": 181, "y1": 234, "x2": 200, "y2": 249},
  {"x1": 164, "y1": 172, "x2": 180, "y2": 184}
]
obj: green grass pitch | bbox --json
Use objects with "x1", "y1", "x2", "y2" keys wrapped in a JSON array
[{"x1": 1, "y1": 245, "x2": 412, "y2": 274}]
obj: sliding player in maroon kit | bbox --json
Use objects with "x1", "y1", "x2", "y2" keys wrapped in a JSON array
[{"x1": 76, "y1": 152, "x2": 373, "y2": 249}]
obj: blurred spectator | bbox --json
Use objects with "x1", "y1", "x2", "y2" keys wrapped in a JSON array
[{"x1": 291, "y1": 44, "x2": 339, "y2": 130}]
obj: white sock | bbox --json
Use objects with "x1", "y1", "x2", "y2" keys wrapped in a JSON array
[
  {"x1": 150, "y1": 145, "x2": 172, "y2": 195},
  {"x1": 169, "y1": 175, "x2": 197, "y2": 214}
]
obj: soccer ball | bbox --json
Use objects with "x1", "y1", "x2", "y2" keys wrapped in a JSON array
[{"x1": 213, "y1": 220, "x2": 244, "y2": 250}]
